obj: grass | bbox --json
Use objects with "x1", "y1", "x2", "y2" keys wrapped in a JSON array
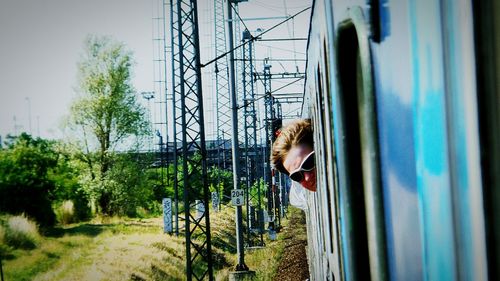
[
  {"x1": 0, "y1": 206, "x2": 300, "y2": 281},
  {"x1": 55, "y1": 200, "x2": 75, "y2": 225},
  {"x1": 2, "y1": 225, "x2": 95, "y2": 281},
  {"x1": 1, "y1": 217, "x2": 160, "y2": 281},
  {"x1": 211, "y1": 207, "x2": 290, "y2": 281},
  {"x1": 3, "y1": 215, "x2": 41, "y2": 250}
]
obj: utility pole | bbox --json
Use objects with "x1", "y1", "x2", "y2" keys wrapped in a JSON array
[
  {"x1": 214, "y1": 0, "x2": 232, "y2": 210},
  {"x1": 263, "y1": 60, "x2": 276, "y2": 234},
  {"x1": 36, "y1": 116, "x2": 40, "y2": 137},
  {"x1": 242, "y1": 28, "x2": 264, "y2": 247},
  {"x1": 13, "y1": 116, "x2": 19, "y2": 135},
  {"x1": 156, "y1": 130, "x2": 165, "y2": 188},
  {"x1": 169, "y1": 0, "x2": 180, "y2": 237},
  {"x1": 227, "y1": 0, "x2": 248, "y2": 272},
  {"x1": 25, "y1": 97, "x2": 32, "y2": 135},
  {"x1": 170, "y1": 0, "x2": 213, "y2": 279},
  {"x1": 141, "y1": 91, "x2": 155, "y2": 152}
]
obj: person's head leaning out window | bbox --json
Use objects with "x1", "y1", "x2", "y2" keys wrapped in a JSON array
[{"x1": 271, "y1": 119, "x2": 316, "y2": 192}]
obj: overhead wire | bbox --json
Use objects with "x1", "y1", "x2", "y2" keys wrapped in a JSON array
[
  {"x1": 253, "y1": 0, "x2": 310, "y2": 10},
  {"x1": 230, "y1": 3, "x2": 251, "y2": 34},
  {"x1": 251, "y1": 2, "x2": 283, "y2": 13},
  {"x1": 200, "y1": 6, "x2": 311, "y2": 68},
  {"x1": 211, "y1": 1, "x2": 310, "y2": 124},
  {"x1": 254, "y1": 42, "x2": 306, "y2": 55},
  {"x1": 236, "y1": 77, "x2": 304, "y2": 110}
]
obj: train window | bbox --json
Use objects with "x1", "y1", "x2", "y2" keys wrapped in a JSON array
[
  {"x1": 319, "y1": 48, "x2": 335, "y2": 255},
  {"x1": 307, "y1": 40, "x2": 340, "y2": 279},
  {"x1": 322, "y1": 40, "x2": 342, "y2": 280},
  {"x1": 318, "y1": 42, "x2": 341, "y2": 280},
  {"x1": 316, "y1": 62, "x2": 334, "y2": 255},
  {"x1": 336, "y1": 20, "x2": 371, "y2": 280},
  {"x1": 335, "y1": 7, "x2": 388, "y2": 280}
]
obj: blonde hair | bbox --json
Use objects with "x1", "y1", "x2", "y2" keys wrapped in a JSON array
[{"x1": 270, "y1": 119, "x2": 313, "y2": 175}]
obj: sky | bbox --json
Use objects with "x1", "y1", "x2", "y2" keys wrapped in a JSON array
[{"x1": 0, "y1": 0, "x2": 311, "y2": 143}]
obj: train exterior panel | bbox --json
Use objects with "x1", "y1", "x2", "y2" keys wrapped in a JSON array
[{"x1": 302, "y1": 0, "x2": 499, "y2": 280}]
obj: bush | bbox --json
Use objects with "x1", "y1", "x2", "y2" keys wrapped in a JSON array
[
  {"x1": 4, "y1": 215, "x2": 40, "y2": 249},
  {"x1": 134, "y1": 207, "x2": 148, "y2": 218},
  {"x1": 56, "y1": 200, "x2": 75, "y2": 225},
  {"x1": 0, "y1": 224, "x2": 8, "y2": 258},
  {"x1": 0, "y1": 133, "x2": 57, "y2": 226},
  {"x1": 0, "y1": 224, "x2": 5, "y2": 245},
  {"x1": 71, "y1": 189, "x2": 92, "y2": 222}
]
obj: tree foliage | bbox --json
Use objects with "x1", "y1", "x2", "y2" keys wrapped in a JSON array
[
  {"x1": 68, "y1": 35, "x2": 149, "y2": 215},
  {"x1": 0, "y1": 134, "x2": 58, "y2": 226},
  {"x1": 49, "y1": 143, "x2": 91, "y2": 221},
  {"x1": 208, "y1": 166, "x2": 233, "y2": 203},
  {"x1": 0, "y1": 134, "x2": 91, "y2": 226}
]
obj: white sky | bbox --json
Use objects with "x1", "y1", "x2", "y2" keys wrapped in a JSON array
[{"x1": 0, "y1": 0, "x2": 311, "y2": 142}]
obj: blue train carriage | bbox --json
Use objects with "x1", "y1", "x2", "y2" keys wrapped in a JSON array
[{"x1": 302, "y1": 0, "x2": 500, "y2": 280}]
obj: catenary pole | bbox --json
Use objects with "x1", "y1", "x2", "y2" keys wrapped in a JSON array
[{"x1": 227, "y1": 0, "x2": 248, "y2": 271}]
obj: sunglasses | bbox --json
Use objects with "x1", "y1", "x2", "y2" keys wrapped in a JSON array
[{"x1": 289, "y1": 151, "x2": 315, "y2": 182}]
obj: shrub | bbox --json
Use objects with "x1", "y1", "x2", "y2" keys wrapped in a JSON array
[
  {"x1": 71, "y1": 189, "x2": 92, "y2": 222},
  {"x1": 134, "y1": 207, "x2": 148, "y2": 219},
  {"x1": 0, "y1": 134, "x2": 58, "y2": 227},
  {"x1": 0, "y1": 224, "x2": 5, "y2": 245},
  {"x1": 56, "y1": 200, "x2": 75, "y2": 225},
  {"x1": 0, "y1": 224, "x2": 8, "y2": 258},
  {"x1": 4, "y1": 215, "x2": 40, "y2": 249}
]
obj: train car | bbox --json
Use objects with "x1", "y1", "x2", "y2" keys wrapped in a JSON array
[{"x1": 301, "y1": 0, "x2": 500, "y2": 280}]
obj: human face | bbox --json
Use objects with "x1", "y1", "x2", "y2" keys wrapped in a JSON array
[{"x1": 283, "y1": 144, "x2": 317, "y2": 192}]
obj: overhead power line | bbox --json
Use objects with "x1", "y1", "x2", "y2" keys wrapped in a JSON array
[
  {"x1": 200, "y1": 6, "x2": 311, "y2": 68},
  {"x1": 236, "y1": 77, "x2": 304, "y2": 110},
  {"x1": 230, "y1": 3, "x2": 251, "y2": 34},
  {"x1": 257, "y1": 38, "x2": 308, "y2": 42}
]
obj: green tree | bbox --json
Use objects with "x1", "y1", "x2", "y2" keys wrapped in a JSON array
[
  {"x1": 68, "y1": 35, "x2": 149, "y2": 215},
  {"x1": 0, "y1": 133, "x2": 58, "y2": 226},
  {"x1": 0, "y1": 134, "x2": 90, "y2": 225},
  {"x1": 48, "y1": 142, "x2": 91, "y2": 221},
  {"x1": 208, "y1": 166, "x2": 233, "y2": 203}
]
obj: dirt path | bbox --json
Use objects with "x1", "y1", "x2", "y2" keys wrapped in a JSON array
[
  {"x1": 32, "y1": 219, "x2": 176, "y2": 281},
  {"x1": 273, "y1": 208, "x2": 310, "y2": 281}
]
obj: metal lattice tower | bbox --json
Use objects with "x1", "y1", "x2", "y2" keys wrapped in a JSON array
[
  {"x1": 152, "y1": 0, "x2": 170, "y2": 191},
  {"x1": 170, "y1": 0, "x2": 181, "y2": 237},
  {"x1": 241, "y1": 29, "x2": 264, "y2": 246},
  {"x1": 170, "y1": 0, "x2": 213, "y2": 280},
  {"x1": 213, "y1": 0, "x2": 232, "y2": 201},
  {"x1": 232, "y1": 3, "x2": 246, "y2": 156},
  {"x1": 273, "y1": 100, "x2": 282, "y2": 228},
  {"x1": 263, "y1": 60, "x2": 277, "y2": 230},
  {"x1": 231, "y1": 3, "x2": 251, "y2": 229}
]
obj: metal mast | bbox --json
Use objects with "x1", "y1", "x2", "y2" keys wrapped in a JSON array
[
  {"x1": 232, "y1": 3, "x2": 248, "y2": 192},
  {"x1": 233, "y1": 4, "x2": 245, "y2": 148},
  {"x1": 263, "y1": 60, "x2": 276, "y2": 231},
  {"x1": 213, "y1": 0, "x2": 232, "y2": 203},
  {"x1": 227, "y1": 0, "x2": 248, "y2": 271},
  {"x1": 241, "y1": 29, "x2": 264, "y2": 246},
  {"x1": 169, "y1": 0, "x2": 181, "y2": 237},
  {"x1": 273, "y1": 100, "x2": 282, "y2": 228},
  {"x1": 152, "y1": 0, "x2": 170, "y2": 198},
  {"x1": 170, "y1": 0, "x2": 213, "y2": 280}
]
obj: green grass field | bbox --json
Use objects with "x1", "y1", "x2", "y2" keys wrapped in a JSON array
[{"x1": 0, "y1": 206, "x2": 303, "y2": 281}]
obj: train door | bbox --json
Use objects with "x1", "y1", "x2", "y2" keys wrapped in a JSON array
[
  {"x1": 473, "y1": 0, "x2": 500, "y2": 279},
  {"x1": 409, "y1": 0, "x2": 489, "y2": 279}
]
